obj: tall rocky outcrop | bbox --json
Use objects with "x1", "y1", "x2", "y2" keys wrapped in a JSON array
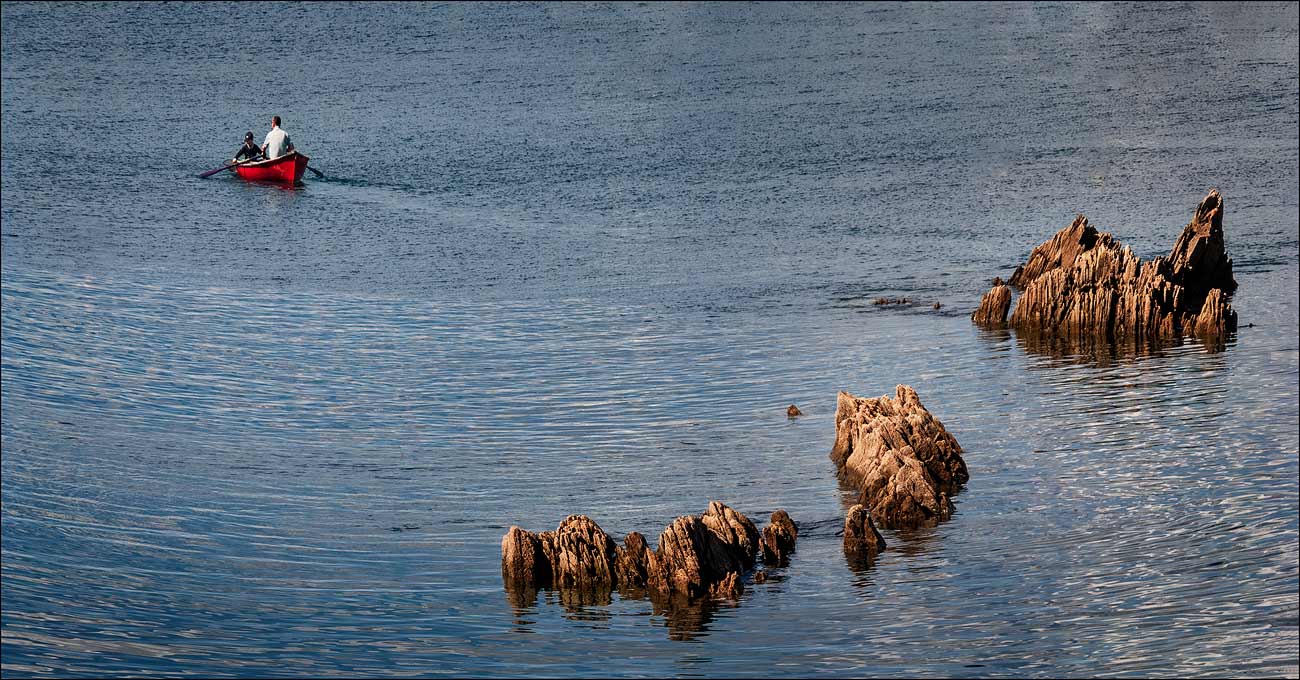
[
  {"x1": 981, "y1": 190, "x2": 1238, "y2": 341},
  {"x1": 830, "y1": 385, "x2": 968, "y2": 529}
]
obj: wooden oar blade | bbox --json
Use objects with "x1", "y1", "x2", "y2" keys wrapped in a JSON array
[{"x1": 198, "y1": 162, "x2": 237, "y2": 179}]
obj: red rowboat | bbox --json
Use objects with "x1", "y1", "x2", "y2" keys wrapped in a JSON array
[{"x1": 235, "y1": 151, "x2": 310, "y2": 185}]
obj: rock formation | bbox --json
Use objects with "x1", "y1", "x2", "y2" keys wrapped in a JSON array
[
  {"x1": 502, "y1": 501, "x2": 782, "y2": 602},
  {"x1": 970, "y1": 277, "x2": 1011, "y2": 324},
  {"x1": 501, "y1": 525, "x2": 550, "y2": 590},
  {"x1": 544, "y1": 515, "x2": 618, "y2": 591},
  {"x1": 830, "y1": 385, "x2": 968, "y2": 529},
  {"x1": 987, "y1": 190, "x2": 1237, "y2": 341},
  {"x1": 843, "y1": 504, "x2": 886, "y2": 567},
  {"x1": 613, "y1": 531, "x2": 651, "y2": 591},
  {"x1": 648, "y1": 502, "x2": 758, "y2": 599},
  {"x1": 1007, "y1": 214, "x2": 1107, "y2": 287},
  {"x1": 760, "y1": 509, "x2": 798, "y2": 565},
  {"x1": 1167, "y1": 190, "x2": 1237, "y2": 306},
  {"x1": 787, "y1": 404, "x2": 803, "y2": 417}
]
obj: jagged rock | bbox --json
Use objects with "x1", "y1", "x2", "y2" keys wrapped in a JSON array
[
  {"x1": 843, "y1": 504, "x2": 886, "y2": 566},
  {"x1": 998, "y1": 190, "x2": 1237, "y2": 342},
  {"x1": 502, "y1": 502, "x2": 759, "y2": 602},
  {"x1": 1168, "y1": 190, "x2": 1237, "y2": 307},
  {"x1": 700, "y1": 500, "x2": 760, "y2": 562},
  {"x1": 499, "y1": 515, "x2": 617, "y2": 592},
  {"x1": 1194, "y1": 288, "x2": 1235, "y2": 338},
  {"x1": 547, "y1": 515, "x2": 618, "y2": 591},
  {"x1": 1008, "y1": 214, "x2": 1111, "y2": 287},
  {"x1": 647, "y1": 502, "x2": 756, "y2": 599},
  {"x1": 708, "y1": 571, "x2": 743, "y2": 599},
  {"x1": 760, "y1": 509, "x2": 798, "y2": 565},
  {"x1": 614, "y1": 531, "x2": 651, "y2": 590},
  {"x1": 501, "y1": 525, "x2": 550, "y2": 588},
  {"x1": 830, "y1": 386, "x2": 968, "y2": 529},
  {"x1": 787, "y1": 404, "x2": 802, "y2": 417},
  {"x1": 971, "y1": 277, "x2": 1012, "y2": 324}
]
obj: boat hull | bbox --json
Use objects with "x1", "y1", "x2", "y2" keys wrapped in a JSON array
[{"x1": 235, "y1": 151, "x2": 309, "y2": 185}]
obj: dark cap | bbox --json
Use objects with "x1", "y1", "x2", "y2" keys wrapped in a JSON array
[{"x1": 244, "y1": 131, "x2": 255, "y2": 141}]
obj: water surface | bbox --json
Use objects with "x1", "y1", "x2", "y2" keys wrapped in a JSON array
[{"x1": 3, "y1": 2, "x2": 1298, "y2": 677}]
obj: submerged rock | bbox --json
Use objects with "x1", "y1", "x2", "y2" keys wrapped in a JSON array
[
  {"x1": 992, "y1": 190, "x2": 1237, "y2": 342},
  {"x1": 830, "y1": 385, "x2": 968, "y2": 529},
  {"x1": 970, "y1": 276, "x2": 1012, "y2": 325},
  {"x1": 843, "y1": 504, "x2": 886, "y2": 567},
  {"x1": 760, "y1": 509, "x2": 798, "y2": 565}
]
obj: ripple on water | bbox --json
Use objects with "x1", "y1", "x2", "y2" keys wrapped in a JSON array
[{"x1": 3, "y1": 266, "x2": 1297, "y2": 677}]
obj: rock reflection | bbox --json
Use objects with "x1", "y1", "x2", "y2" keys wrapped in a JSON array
[
  {"x1": 504, "y1": 586, "x2": 539, "y2": 633},
  {"x1": 555, "y1": 587, "x2": 613, "y2": 616},
  {"x1": 502, "y1": 581, "x2": 736, "y2": 641},
  {"x1": 649, "y1": 590, "x2": 731, "y2": 642},
  {"x1": 1011, "y1": 328, "x2": 1234, "y2": 368}
]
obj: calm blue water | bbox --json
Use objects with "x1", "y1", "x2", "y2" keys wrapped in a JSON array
[{"x1": 3, "y1": 2, "x2": 1298, "y2": 677}]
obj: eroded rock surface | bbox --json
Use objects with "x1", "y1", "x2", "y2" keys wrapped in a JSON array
[
  {"x1": 614, "y1": 531, "x2": 651, "y2": 590},
  {"x1": 1008, "y1": 214, "x2": 1111, "y2": 287},
  {"x1": 843, "y1": 504, "x2": 886, "y2": 567},
  {"x1": 830, "y1": 385, "x2": 968, "y2": 529},
  {"x1": 501, "y1": 526, "x2": 550, "y2": 589},
  {"x1": 992, "y1": 190, "x2": 1237, "y2": 341},
  {"x1": 760, "y1": 509, "x2": 798, "y2": 565},
  {"x1": 502, "y1": 501, "x2": 767, "y2": 602},
  {"x1": 971, "y1": 277, "x2": 1012, "y2": 325}
]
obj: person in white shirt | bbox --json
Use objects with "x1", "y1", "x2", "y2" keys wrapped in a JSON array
[{"x1": 260, "y1": 115, "x2": 295, "y2": 160}]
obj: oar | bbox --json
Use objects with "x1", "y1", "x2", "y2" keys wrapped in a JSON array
[
  {"x1": 306, "y1": 165, "x2": 325, "y2": 178},
  {"x1": 198, "y1": 161, "x2": 240, "y2": 179},
  {"x1": 198, "y1": 157, "x2": 260, "y2": 179}
]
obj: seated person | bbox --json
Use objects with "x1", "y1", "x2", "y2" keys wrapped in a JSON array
[{"x1": 233, "y1": 132, "x2": 264, "y2": 162}]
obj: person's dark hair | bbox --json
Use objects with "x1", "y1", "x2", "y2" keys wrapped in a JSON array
[
  {"x1": 272, "y1": 115, "x2": 281, "y2": 127},
  {"x1": 244, "y1": 131, "x2": 255, "y2": 141}
]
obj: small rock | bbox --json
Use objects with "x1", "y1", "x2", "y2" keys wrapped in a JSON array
[
  {"x1": 971, "y1": 280, "x2": 1012, "y2": 325},
  {"x1": 843, "y1": 504, "x2": 886, "y2": 566},
  {"x1": 501, "y1": 526, "x2": 550, "y2": 588},
  {"x1": 787, "y1": 404, "x2": 802, "y2": 417},
  {"x1": 760, "y1": 509, "x2": 798, "y2": 565}
]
